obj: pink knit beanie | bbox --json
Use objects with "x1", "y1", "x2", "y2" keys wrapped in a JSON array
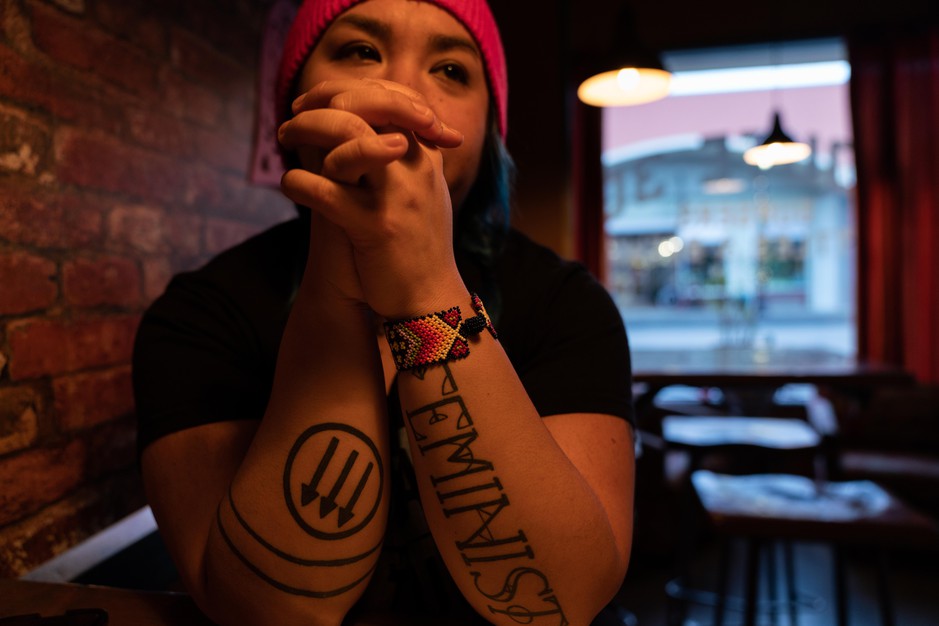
[{"x1": 275, "y1": 0, "x2": 508, "y2": 138}]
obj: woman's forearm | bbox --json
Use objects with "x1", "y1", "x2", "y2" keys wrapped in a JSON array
[
  {"x1": 201, "y1": 286, "x2": 391, "y2": 626},
  {"x1": 394, "y1": 294, "x2": 627, "y2": 626}
]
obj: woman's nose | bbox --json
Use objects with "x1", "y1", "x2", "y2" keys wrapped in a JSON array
[{"x1": 381, "y1": 61, "x2": 422, "y2": 93}]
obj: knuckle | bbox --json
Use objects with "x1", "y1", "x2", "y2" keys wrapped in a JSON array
[
  {"x1": 329, "y1": 92, "x2": 353, "y2": 111},
  {"x1": 311, "y1": 79, "x2": 338, "y2": 96},
  {"x1": 323, "y1": 111, "x2": 367, "y2": 141},
  {"x1": 362, "y1": 77, "x2": 387, "y2": 89},
  {"x1": 371, "y1": 213, "x2": 400, "y2": 240},
  {"x1": 280, "y1": 170, "x2": 307, "y2": 202},
  {"x1": 280, "y1": 168, "x2": 301, "y2": 189}
]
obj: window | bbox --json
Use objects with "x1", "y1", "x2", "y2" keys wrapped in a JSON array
[{"x1": 602, "y1": 39, "x2": 856, "y2": 369}]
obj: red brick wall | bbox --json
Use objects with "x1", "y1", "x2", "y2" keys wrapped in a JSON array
[{"x1": 0, "y1": 0, "x2": 293, "y2": 576}]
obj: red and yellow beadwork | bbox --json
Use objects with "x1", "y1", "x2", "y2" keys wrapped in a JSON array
[{"x1": 384, "y1": 293, "x2": 497, "y2": 371}]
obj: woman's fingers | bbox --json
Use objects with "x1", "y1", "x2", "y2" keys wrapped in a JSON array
[
  {"x1": 293, "y1": 79, "x2": 463, "y2": 148},
  {"x1": 321, "y1": 133, "x2": 409, "y2": 184},
  {"x1": 330, "y1": 89, "x2": 463, "y2": 148},
  {"x1": 292, "y1": 79, "x2": 387, "y2": 111},
  {"x1": 279, "y1": 108, "x2": 410, "y2": 184},
  {"x1": 281, "y1": 169, "x2": 374, "y2": 238},
  {"x1": 278, "y1": 108, "x2": 374, "y2": 152},
  {"x1": 279, "y1": 108, "x2": 388, "y2": 178},
  {"x1": 281, "y1": 169, "x2": 347, "y2": 217}
]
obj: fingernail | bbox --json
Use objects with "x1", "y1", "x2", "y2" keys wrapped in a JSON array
[
  {"x1": 443, "y1": 125, "x2": 464, "y2": 143},
  {"x1": 411, "y1": 101, "x2": 432, "y2": 117},
  {"x1": 381, "y1": 134, "x2": 405, "y2": 148},
  {"x1": 292, "y1": 94, "x2": 305, "y2": 111}
]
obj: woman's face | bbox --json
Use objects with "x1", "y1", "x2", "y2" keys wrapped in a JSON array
[{"x1": 296, "y1": 0, "x2": 491, "y2": 210}]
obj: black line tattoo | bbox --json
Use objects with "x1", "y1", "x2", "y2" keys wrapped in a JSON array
[
  {"x1": 218, "y1": 423, "x2": 385, "y2": 599},
  {"x1": 215, "y1": 504, "x2": 377, "y2": 598},
  {"x1": 407, "y1": 396, "x2": 473, "y2": 442},
  {"x1": 227, "y1": 487, "x2": 381, "y2": 567},
  {"x1": 420, "y1": 428, "x2": 493, "y2": 485},
  {"x1": 410, "y1": 362, "x2": 458, "y2": 396},
  {"x1": 300, "y1": 436, "x2": 339, "y2": 506},
  {"x1": 436, "y1": 476, "x2": 503, "y2": 502},
  {"x1": 404, "y1": 366, "x2": 570, "y2": 623},
  {"x1": 283, "y1": 423, "x2": 384, "y2": 540},
  {"x1": 473, "y1": 567, "x2": 570, "y2": 626},
  {"x1": 440, "y1": 362, "x2": 459, "y2": 395}
]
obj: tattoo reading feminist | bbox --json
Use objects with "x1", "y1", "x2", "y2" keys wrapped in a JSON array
[
  {"x1": 217, "y1": 423, "x2": 384, "y2": 598},
  {"x1": 406, "y1": 364, "x2": 569, "y2": 625}
]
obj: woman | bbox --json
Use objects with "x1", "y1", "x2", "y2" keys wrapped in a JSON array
[{"x1": 133, "y1": 1, "x2": 636, "y2": 624}]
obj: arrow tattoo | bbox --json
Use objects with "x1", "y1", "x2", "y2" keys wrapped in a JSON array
[
  {"x1": 320, "y1": 450, "x2": 359, "y2": 519},
  {"x1": 338, "y1": 461, "x2": 374, "y2": 528},
  {"x1": 301, "y1": 436, "x2": 339, "y2": 507}
]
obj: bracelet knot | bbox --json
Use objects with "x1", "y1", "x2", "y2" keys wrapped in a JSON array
[{"x1": 383, "y1": 293, "x2": 497, "y2": 371}]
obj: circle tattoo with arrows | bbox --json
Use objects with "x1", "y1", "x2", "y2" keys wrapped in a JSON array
[{"x1": 284, "y1": 423, "x2": 384, "y2": 540}]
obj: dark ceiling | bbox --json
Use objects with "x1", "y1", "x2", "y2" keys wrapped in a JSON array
[{"x1": 569, "y1": 0, "x2": 938, "y2": 54}]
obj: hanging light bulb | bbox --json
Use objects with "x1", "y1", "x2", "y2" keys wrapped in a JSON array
[
  {"x1": 576, "y1": 7, "x2": 671, "y2": 107},
  {"x1": 743, "y1": 112, "x2": 812, "y2": 170},
  {"x1": 578, "y1": 65, "x2": 671, "y2": 107}
]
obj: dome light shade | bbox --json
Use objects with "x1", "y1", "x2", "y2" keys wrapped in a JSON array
[
  {"x1": 744, "y1": 112, "x2": 812, "y2": 169},
  {"x1": 577, "y1": 66, "x2": 672, "y2": 107},
  {"x1": 575, "y1": 6, "x2": 671, "y2": 107}
]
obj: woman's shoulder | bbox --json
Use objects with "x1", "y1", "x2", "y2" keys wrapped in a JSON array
[
  {"x1": 498, "y1": 228, "x2": 605, "y2": 299},
  {"x1": 199, "y1": 217, "x2": 306, "y2": 286},
  {"x1": 158, "y1": 217, "x2": 305, "y2": 305},
  {"x1": 496, "y1": 228, "x2": 623, "y2": 338},
  {"x1": 501, "y1": 228, "x2": 571, "y2": 266},
  {"x1": 140, "y1": 217, "x2": 305, "y2": 347}
]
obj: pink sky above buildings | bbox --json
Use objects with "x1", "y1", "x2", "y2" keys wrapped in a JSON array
[{"x1": 602, "y1": 85, "x2": 853, "y2": 160}]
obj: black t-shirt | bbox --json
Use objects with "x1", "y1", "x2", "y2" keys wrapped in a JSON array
[{"x1": 132, "y1": 217, "x2": 633, "y2": 618}]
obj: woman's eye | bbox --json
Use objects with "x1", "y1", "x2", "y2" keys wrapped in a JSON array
[
  {"x1": 338, "y1": 44, "x2": 380, "y2": 62},
  {"x1": 435, "y1": 63, "x2": 468, "y2": 85}
]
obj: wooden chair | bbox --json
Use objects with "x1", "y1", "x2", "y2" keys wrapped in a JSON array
[
  {"x1": 691, "y1": 470, "x2": 939, "y2": 626},
  {"x1": 655, "y1": 409, "x2": 826, "y2": 625},
  {"x1": 827, "y1": 384, "x2": 939, "y2": 520}
]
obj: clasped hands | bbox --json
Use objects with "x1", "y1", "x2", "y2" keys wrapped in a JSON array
[{"x1": 279, "y1": 79, "x2": 469, "y2": 320}]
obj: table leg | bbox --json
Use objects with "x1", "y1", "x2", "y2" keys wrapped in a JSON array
[
  {"x1": 875, "y1": 549, "x2": 894, "y2": 626},
  {"x1": 833, "y1": 545, "x2": 848, "y2": 626},
  {"x1": 744, "y1": 537, "x2": 761, "y2": 626},
  {"x1": 783, "y1": 540, "x2": 799, "y2": 626},
  {"x1": 712, "y1": 539, "x2": 730, "y2": 626},
  {"x1": 766, "y1": 540, "x2": 779, "y2": 626}
]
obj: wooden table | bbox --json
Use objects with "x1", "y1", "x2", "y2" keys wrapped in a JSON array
[
  {"x1": 0, "y1": 579, "x2": 213, "y2": 626},
  {"x1": 662, "y1": 416, "x2": 821, "y2": 451},
  {"x1": 0, "y1": 579, "x2": 466, "y2": 626},
  {"x1": 691, "y1": 470, "x2": 939, "y2": 626},
  {"x1": 631, "y1": 347, "x2": 914, "y2": 419},
  {"x1": 633, "y1": 347, "x2": 912, "y2": 386}
]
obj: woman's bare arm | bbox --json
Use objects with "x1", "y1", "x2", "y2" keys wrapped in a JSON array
[
  {"x1": 281, "y1": 78, "x2": 636, "y2": 626},
  {"x1": 392, "y1": 294, "x2": 635, "y2": 626},
  {"x1": 142, "y1": 241, "x2": 392, "y2": 626}
]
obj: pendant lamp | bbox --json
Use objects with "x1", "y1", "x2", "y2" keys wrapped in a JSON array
[
  {"x1": 576, "y1": 7, "x2": 671, "y2": 107},
  {"x1": 743, "y1": 112, "x2": 812, "y2": 170}
]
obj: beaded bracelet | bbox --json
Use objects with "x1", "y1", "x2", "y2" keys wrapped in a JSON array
[{"x1": 384, "y1": 293, "x2": 498, "y2": 371}]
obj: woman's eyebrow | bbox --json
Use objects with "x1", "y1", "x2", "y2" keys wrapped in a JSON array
[
  {"x1": 331, "y1": 14, "x2": 391, "y2": 41},
  {"x1": 331, "y1": 14, "x2": 479, "y2": 60},
  {"x1": 428, "y1": 34, "x2": 480, "y2": 59}
]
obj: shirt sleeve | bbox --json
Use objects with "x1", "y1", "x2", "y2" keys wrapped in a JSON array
[
  {"x1": 133, "y1": 220, "x2": 304, "y2": 455},
  {"x1": 132, "y1": 271, "x2": 276, "y2": 455},
  {"x1": 496, "y1": 245, "x2": 634, "y2": 425}
]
